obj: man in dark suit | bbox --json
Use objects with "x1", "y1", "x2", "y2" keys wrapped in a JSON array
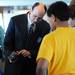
[{"x1": 3, "y1": 2, "x2": 50, "y2": 75}]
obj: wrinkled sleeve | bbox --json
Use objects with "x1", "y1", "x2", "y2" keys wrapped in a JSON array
[{"x1": 36, "y1": 34, "x2": 54, "y2": 63}]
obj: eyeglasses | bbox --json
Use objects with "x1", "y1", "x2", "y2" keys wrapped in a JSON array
[
  {"x1": 37, "y1": 17, "x2": 43, "y2": 21},
  {"x1": 32, "y1": 13, "x2": 43, "y2": 21}
]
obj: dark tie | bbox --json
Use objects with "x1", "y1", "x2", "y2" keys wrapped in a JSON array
[{"x1": 29, "y1": 24, "x2": 34, "y2": 34}]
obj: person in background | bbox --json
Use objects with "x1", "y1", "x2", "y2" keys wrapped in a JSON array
[
  {"x1": 68, "y1": 0, "x2": 75, "y2": 27},
  {"x1": 3, "y1": 2, "x2": 50, "y2": 75},
  {"x1": 36, "y1": 1, "x2": 75, "y2": 75},
  {"x1": 0, "y1": 26, "x2": 4, "y2": 75},
  {"x1": 0, "y1": 26, "x2": 4, "y2": 47},
  {"x1": 0, "y1": 26, "x2": 4, "y2": 59}
]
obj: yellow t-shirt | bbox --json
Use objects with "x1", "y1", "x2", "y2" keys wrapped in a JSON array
[{"x1": 37, "y1": 27, "x2": 75, "y2": 75}]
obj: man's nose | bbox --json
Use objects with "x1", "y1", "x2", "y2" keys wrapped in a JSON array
[{"x1": 34, "y1": 17, "x2": 38, "y2": 22}]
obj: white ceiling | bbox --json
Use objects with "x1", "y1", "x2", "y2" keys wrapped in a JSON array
[{"x1": 0, "y1": 0, "x2": 72, "y2": 6}]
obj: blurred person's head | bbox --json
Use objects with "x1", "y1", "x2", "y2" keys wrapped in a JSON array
[
  {"x1": 47, "y1": 1, "x2": 69, "y2": 31},
  {"x1": 70, "y1": 0, "x2": 75, "y2": 6},
  {"x1": 29, "y1": 2, "x2": 47, "y2": 23},
  {"x1": 68, "y1": 1, "x2": 75, "y2": 27}
]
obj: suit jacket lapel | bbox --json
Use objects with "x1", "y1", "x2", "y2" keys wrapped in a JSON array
[{"x1": 20, "y1": 14, "x2": 28, "y2": 37}]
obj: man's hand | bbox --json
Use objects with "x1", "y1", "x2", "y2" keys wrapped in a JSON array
[{"x1": 16, "y1": 49, "x2": 31, "y2": 57}]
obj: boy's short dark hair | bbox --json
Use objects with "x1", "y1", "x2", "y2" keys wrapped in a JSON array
[
  {"x1": 47, "y1": 1, "x2": 70, "y2": 21},
  {"x1": 32, "y1": 2, "x2": 47, "y2": 13}
]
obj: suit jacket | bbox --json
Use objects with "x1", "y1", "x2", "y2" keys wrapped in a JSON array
[{"x1": 4, "y1": 13, "x2": 50, "y2": 61}]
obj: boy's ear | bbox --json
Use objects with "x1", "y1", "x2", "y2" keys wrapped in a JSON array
[{"x1": 51, "y1": 14, "x2": 56, "y2": 22}]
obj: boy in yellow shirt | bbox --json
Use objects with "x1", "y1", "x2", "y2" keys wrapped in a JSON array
[{"x1": 36, "y1": 1, "x2": 75, "y2": 75}]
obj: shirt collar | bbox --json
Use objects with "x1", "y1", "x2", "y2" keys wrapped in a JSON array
[{"x1": 28, "y1": 13, "x2": 32, "y2": 29}]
